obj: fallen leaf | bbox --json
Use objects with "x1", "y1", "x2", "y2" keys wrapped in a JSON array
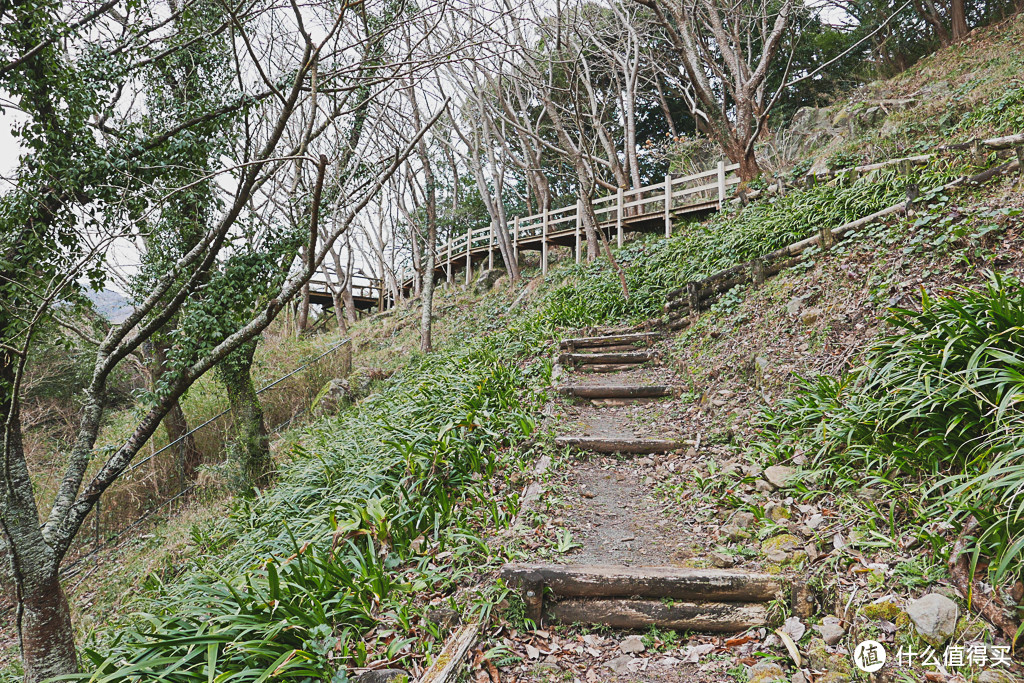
[
  {"x1": 725, "y1": 635, "x2": 754, "y2": 647},
  {"x1": 525, "y1": 645, "x2": 540, "y2": 660},
  {"x1": 775, "y1": 629, "x2": 802, "y2": 667}
]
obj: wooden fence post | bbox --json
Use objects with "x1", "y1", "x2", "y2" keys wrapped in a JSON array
[
  {"x1": 717, "y1": 160, "x2": 727, "y2": 210},
  {"x1": 488, "y1": 220, "x2": 495, "y2": 270},
  {"x1": 447, "y1": 237, "x2": 453, "y2": 285},
  {"x1": 465, "y1": 227, "x2": 471, "y2": 286},
  {"x1": 575, "y1": 200, "x2": 582, "y2": 263},
  {"x1": 663, "y1": 174, "x2": 672, "y2": 237},
  {"x1": 616, "y1": 187, "x2": 624, "y2": 248},
  {"x1": 542, "y1": 209, "x2": 549, "y2": 275}
]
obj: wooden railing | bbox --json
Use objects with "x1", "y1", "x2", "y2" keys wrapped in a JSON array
[{"x1": 427, "y1": 160, "x2": 740, "y2": 285}]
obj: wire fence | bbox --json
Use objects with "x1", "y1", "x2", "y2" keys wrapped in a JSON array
[{"x1": 58, "y1": 338, "x2": 352, "y2": 577}]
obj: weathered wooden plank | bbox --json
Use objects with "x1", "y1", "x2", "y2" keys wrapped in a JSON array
[
  {"x1": 419, "y1": 623, "x2": 479, "y2": 683},
  {"x1": 580, "y1": 363, "x2": 646, "y2": 373},
  {"x1": 501, "y1": 564, "x2": 785, "y2": 602},
  {"x1": 555, "y1": 436, "x2": 686, "y2": 454},
  {"x1": 548, "y1": 598, "x2": 768, "y2": 632},
  {"x1": 560, "y1": 351, "x2": 655, "y2": 365},
  {"x1": 558, "y1": 384, "x2": 675, "y2": 399},
  {"x1": 559, "y1": 332, "x2": 662, "y2": 349}
]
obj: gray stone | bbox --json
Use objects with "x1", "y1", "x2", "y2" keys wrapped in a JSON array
[
  {"x1": 711, "y1": 551, "x2": 737, "y2": 568},
  {"x1": 813, "y1": 617, "x2": 845, "y2": 646},
  {"x1": 747, "y1": 660, "x2": 785, "y2": 683},
  {"x1": 906, "y1": 593, "x2": 959, "y2": 646},
  {"x1": 607, "y1": 655, "x2": 634, "y2": 675},
  {"x1": 732, "y1": 511, "x2": 756, "y2": 528},
  {"x1": 620, "y1": 635, "x2": 645, "y2": 654},
  {"x1": 723, "y1": 524, "x2": 751, "y2": 542},
  {"x1": 977, "y1": 671, "x2": 1018, "y2": 683},
  {"x1": 353, "y1": 670, "x2": 411, "y2": 683},
  {"x1": 764, "y1": 465, "x2": 797, "y2": 489},
  {"x1": 474, "y1": 268, "x2": 506, "y2": 294},
  {"x1": 786, "y1": 298, "x2": 803, "y2": 316}
]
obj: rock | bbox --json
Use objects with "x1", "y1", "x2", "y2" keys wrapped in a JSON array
[
  {"x1": 978, "y1": 671, "x2": 1018, "y2": 683},
  {"x1": 813, "y1": 616, "x2": 845, "y2": 645},
  {"x1": 425, "y1": 606, "x2": 460, "y2": 630},
  {"x1": 805, "y1": 513, "x2": 823, "y2": 530},
  {"x1": 607, "y1": 655, "x2": 634, "y2": 675},
  {"x1": 764, "y1": 465, "x2": 797, "y2": 489},
  {"x1": 620, "y1": 635, "x2": 645, "y2": 654},
  {"x1": 761, "y1": 534, "x2": 807, "y2": 565},
  {"x1": 800, "y1": 308, "x2": 821, "y2": 325},
  {"x1": 473, "y1": 268, "x2": 506, "y2": 294},
  {"x1": 723, "y1": 524, "x2": 751, "y2": 542},
  {"x1": 312, "y1": 378, "x2": 353, "y2": 416},
  {"x1": 905, "y1": 593, "x2": 958, "y2": 646},
  {"x1": 711, "y1": 551, "x2": 736, "y2": 568},
  {"x1": 792, "y1": 673, "x2": 808, "y2": 683},
  {"x1": 732, "y1": 511, "x2": 756, "y2": 528},
  {"x1": 767, "y1": 503, "x2": 792, "y2": 521},
  {"x1": 747, "y1": 660, "x2": 785, "y2": 683},
  {"x1": 804, "y1": 638, "x2": 853, "y2": 678},
  {"x1": 861, "y1": 600, "x2": 900, "y2": 621},
  {"x1": 353, "y1": 670, "x2": 411, "y2": 683},
  {"x1": 785, "y1": 298, "x2": 803, "y2": 316}
]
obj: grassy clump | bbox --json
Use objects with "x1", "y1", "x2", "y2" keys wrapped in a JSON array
[
  {"x1": 755, "y1": 274, "x2": 1024, "y2": 581},
  {"x1": 541, "y1": 167, "x2": 943, "y2": 327},
  {"x1": 69, "y1": 341, "x2": 542, "y2": 681}
]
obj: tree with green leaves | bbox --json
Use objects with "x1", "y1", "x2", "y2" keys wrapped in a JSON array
[{"x1": 0, "y1": 0, "x2": 447, "y2": 676}]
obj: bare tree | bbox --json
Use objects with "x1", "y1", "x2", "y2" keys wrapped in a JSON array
[{"x1": 635, "y1": 0, "x2": 796, "y2": 179}]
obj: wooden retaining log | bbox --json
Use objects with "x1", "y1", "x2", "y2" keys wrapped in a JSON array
[
  {"x1": 574, "y1": 343, "x2": 641, "y2": 353},
  {"x1": 581, "y1": 364, "x2": 648, "y2": 373},
  {"x1": 500, "y1": 564, "x2": 785, "y2": 602},
  {"x1": 419, "y1": 623, "x2": 479, "y2": 683},
  {"x1": 559, "y1": 332, "x2": 662, "y2": 350},
  {"x1": 559, "y1": 351, "x2": 655, "y2": 365},
  {"x1": 558, "y1": 384, "x2": 675, "y2": 399},
  {"x1": 548, "y1": 598, "x2": 768, "y2": 632},
  {"x1": 554, "y1": 436, "x2": 686, "y2": 454}
]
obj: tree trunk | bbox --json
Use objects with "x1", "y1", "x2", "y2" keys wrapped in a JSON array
[
  {"x1": 420, "y1": 240, "x2": 436, "y2": 353},
  {"x1": 2, "y1": 354, "x2": 80, "y2": 681},
  {"x1": 737, "y1": 146, "x2": 761, "y2": 183},
  {"x1": 951, "y1": 0, "x2": 969, "y2": 41},
  {"x1": 342, "y1": 285, "x2": 358, "y2": 324},
  {"x1": 151, "y1": 343, "x2": 201, "y2": 483},
  {"x1": 332, "y1": 291, "x2": 348, "y2": 333},
  {"x1": 18, "y1": 568, "x2": 78, "y2": 681},
  {"x1": 218, "y1": 342, "x2": 271, "y2": 489}
]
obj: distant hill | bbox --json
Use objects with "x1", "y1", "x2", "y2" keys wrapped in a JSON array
[{"x1": 86, "y1": 288, "x2": 133, "y2": 323}]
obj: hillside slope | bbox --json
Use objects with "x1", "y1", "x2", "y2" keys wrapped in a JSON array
[{"x1": 3, "y1": 14, "x2": 1023, "y2": 683}]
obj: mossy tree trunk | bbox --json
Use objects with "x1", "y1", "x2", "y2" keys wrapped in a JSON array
[{"x1": 218, "y1": 341, "x2": 272, "y2": 489}]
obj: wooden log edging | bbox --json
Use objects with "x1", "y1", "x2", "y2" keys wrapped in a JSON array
[
  {"x1": 418, "y1": 623, "x2": 479, "y2": 683},
  {"x1": 557, "y1": 384, "x2": 676, "y2": 399},
  {"x1": 548, "y1": 598, "x2": 768, "y2": 632},
  {"x1": 559, "y1": 331, "x2": 662, "y2": 350},
  {"x1": 500, "y1": 564, "x2": 785, "y2": 601},
  {"x1": 558, "y1": 351, "x2": 656, "y2": 366},
  {"x1": 554, "y1": 436, "x2": 686, "y2": 454},
  {"x1": 661, "y1": 156, "x2": 1022, "y2": 327}
]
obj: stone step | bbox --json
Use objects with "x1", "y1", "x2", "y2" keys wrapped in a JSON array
[
  {"x1": 559, "y1": 351, "x2": 656, "y2": 365},
  {"x1": 554, "y1": 435, "x2": 685, "y2": 454},
  {"x1": 557, "y1": 384, "x2": 675, "y2": 399},
  {"x1": 559, "y1": 332, "x2": 662, "y2": 350},
  {"x1": 500, "y1": 564, "x2": 784, "y2": 630}
]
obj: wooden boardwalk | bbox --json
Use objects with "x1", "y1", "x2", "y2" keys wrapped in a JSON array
[{"x1": 310, "y1": 160, "x2": 740, "y2": 312}]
